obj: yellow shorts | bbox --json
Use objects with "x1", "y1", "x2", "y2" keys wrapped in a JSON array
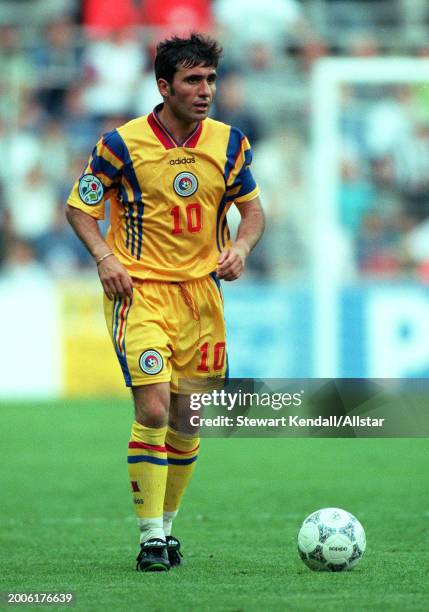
[{"x1": 103, "y1": 272, "x2": 228, "y2": 393}]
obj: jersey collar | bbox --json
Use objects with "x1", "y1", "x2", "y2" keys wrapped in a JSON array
[{"x1": 148, "y1": 103, "x2": 203, "y2": 150}]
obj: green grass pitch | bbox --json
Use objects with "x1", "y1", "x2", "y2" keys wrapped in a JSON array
[{"x1": 1, "y1": 400, "x2": 428, "y2": 611}]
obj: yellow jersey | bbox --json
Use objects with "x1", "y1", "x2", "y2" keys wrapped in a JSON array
[{"x1": 67, "y1": 104, "x2": 260, "y2": 281}]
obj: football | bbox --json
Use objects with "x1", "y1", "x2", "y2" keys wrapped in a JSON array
[{"x1": 297, "y1": 507, "x2": 366, "y2": 571}]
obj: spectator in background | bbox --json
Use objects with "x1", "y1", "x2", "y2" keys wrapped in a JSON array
[
  {"x1": 356, "y1": 212, "x2": 403, "y2": 277},
  {"x1": 370, "y1": 155, "x2": 404, "y2": 225},
  {"x1": 251, "y1": 127, "x2": 310, "y2": 277},
  {"x1": 365, "y1": 86, "x2": 413, "y2": 159},
  {"x1": 0, "y1": 25, "x2": 30, "y2": 78},
  {"x1": 339, "y1": 85, "x2": 427, "y2": 276},
  {"x1": 237, "y1": 42, "x2": 305, "y2": 134},
  {"x1": 0, "y1": 25, "x2": 30, "y2": 81},
  {"x1": 348, "y1": 32, "x2": 380, "y2": 58},
  {"x1": 16, "y1": 89, "x2": 48, "y2": 133},
  {"x1": 141, "y1": 0, "x2": 213, "y2": 47},
  {"x1": 363, "y1": 88, "x2": 429, "y2": 260},
  {"x1": 5, "y1": 165, "x2": 59, "y2": 258},
  {"x1": 340, "y1": 85, "x2": 370, "y2": 160},
  {"x1": 82, "y1": 28, "x2": 145, "y2": 120},
  {"x1": 63, "y1": 85, "x2": 101, "y2": 153},
  {"x1": 214, "y1": 72, "x2": 262, "y2": 145},
  {"x1": 339, "y1": 153, "x2": 374, "y2": 236},
  {"x1": 83, "y1": 0, "x2": 213, "y2": 44},
  {"x1": 83, "y1": 0, "x2": 141, "y2": 33},
  {"x1": 0, "y1": 25, "x2": 33, "y2": 123},
  {"x1": 214, "y1": 0, "x2": 302, "y2": 51},
  {"x1": 134, "y1": 48, "x2": 163, "y2": 117},
  {"x1": 213, "y1": 0, "x2": 323, "y2": 68},
  {"x1": 134, "y1": 66, "x2": 164, "y2": 117},
  {"x1": 3, "y1": 97, "x2": 47, "y2": 182},
  {"x1": 355, "y1": 153, "x2": 406, "y2": 277},
  {"x1": 394, "y1": 116, "x2": 429, "y2": 222},
  {"x1": 403, "y1": 214, "x2": 429, "y2": 282},
  {"x1": 326, "y1": 0, "x2": 388, "y2": 34},
  {"x1": 39, "y1": 119, "x2": 70, "y2": 182},
  {"x1": 400, "y1": 0, "x2": 428, "y2": 45},
  {"x1": 32, "y1": 18, "x2": 79, "y2": 118},
  {"x1": 37, "y1": 207, "x2": 94, "y2": 277},
  {"x1": 0, "y1": 238, "x2": 50, "y2": 284}
]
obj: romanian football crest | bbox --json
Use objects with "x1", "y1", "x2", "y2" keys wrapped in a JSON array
[
  {"x1": 139, "y1": 349, "x2": 164, "y2": 375},
  {"x1": 173, "y1": 172, "x2": 198, "y2": 197},
  {"x1": 78, "y1": 174, "x2": 104, "y2": 205}
]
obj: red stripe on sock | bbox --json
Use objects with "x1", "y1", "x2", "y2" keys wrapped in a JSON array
[
  {"x1": 165, "y1": 443, "x2": 200, "y2": 455},
  {"x1": 128, "y1": 441, "x2": 166, "y2": 452}
]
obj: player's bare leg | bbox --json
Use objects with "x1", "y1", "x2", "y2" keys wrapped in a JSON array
[
  {"x1": 169, "y1": 393, "x2": 200, "y2": 435},
  {"x1": 133, "y1": 382, "x2": 170, "y2": 428},
  {"x1": 130, "y1": 383, "x2": 171, "y2": 571}
]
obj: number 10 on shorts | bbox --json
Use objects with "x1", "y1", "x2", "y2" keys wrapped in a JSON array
[{"x1": 197, "y1": 341, "x2": 226, "y2": 372}]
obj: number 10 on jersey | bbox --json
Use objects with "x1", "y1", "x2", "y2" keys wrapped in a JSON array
[{"x1": 171, "y1": 203, "x2": 202, "y2": 234}]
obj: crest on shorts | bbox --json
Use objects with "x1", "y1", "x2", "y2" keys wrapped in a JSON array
[
  {"x1": 78, "y1": 174, "x2": 104, "y2": 205},
  {"x1": 139, "y1": 349, "x2": 164, "y2": 375},
  {"x1": 173, "y1": 172, "x2": 198, "y2": 197}
]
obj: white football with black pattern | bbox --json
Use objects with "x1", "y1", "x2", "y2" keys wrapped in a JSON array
[{"x1": 297, "y1": 507, "x2": 366, "y2": 571}]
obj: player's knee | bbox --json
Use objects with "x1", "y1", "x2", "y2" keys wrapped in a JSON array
[
  {"x1": 169, "y1": 411, "x2": 199, "y2": 436},
  {"x1": 135, "y1": 402, "x2": 168, "y2": 428},
  {"x1": 132, "y1": 383, "x2": 170, "y2": 428}
]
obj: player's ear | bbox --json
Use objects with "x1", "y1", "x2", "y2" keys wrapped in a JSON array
[{"x1": 157, "y1": 78, "x2": 172, "y2": 98}]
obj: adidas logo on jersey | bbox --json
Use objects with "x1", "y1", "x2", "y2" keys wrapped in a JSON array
[{"x1": 169, "y1": 157, "x2": 196, "y2": 165}]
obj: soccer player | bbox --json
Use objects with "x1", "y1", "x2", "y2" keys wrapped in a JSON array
[{"x1": 66, "y1": 33, "x2": 265, "y2": 572}]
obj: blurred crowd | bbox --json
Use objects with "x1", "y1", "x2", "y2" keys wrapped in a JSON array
[
  {"x1": 340, "y1": 83, "x2": 429, "y2": 280},
  {"x1": 1, "y1": 0, "x2": 429, "y2": 282}
]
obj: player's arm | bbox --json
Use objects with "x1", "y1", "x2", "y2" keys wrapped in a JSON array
[
  {"x1": 216, "y1": 196, "x2": 265, "y2": 281},
  {"x1": 66, "y1": 205, "x2": 133, "y2": 300}
]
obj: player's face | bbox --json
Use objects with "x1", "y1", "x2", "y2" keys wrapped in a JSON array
[{"x1": 163, "y1": 63, "x2": 217, "y2": 124}]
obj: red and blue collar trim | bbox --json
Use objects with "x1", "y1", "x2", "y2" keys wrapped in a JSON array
[{"x1": 147, "y1": 103, "x2": 203, "y2": 150}]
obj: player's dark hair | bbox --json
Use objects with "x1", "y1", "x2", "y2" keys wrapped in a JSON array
[{"x1": 155, "y1": 33, "x2": 222, "y2": 83}]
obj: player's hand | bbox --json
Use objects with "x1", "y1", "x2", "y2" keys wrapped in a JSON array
[
  {"x1": 216, "y1": 241, "x2": 249, "y2": 281},
  {"x1": 97, "y1": 255, "x2": 134, "y2": 300}
]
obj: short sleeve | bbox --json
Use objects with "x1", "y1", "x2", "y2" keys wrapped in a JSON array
[
  {"x1": 224, "y1": 127, "x2": 260, "y2": 205},
  {"x1": 67, "y1": 129, "x2": 125, "y2": 219}
]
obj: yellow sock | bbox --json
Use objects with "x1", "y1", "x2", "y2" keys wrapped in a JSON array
[
  {"x1": 128, "y1": 421, "x2": 168, "y2": 541},
  {"x1": 163, "y1": 427, "x2": 200, "y2": 534}
]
